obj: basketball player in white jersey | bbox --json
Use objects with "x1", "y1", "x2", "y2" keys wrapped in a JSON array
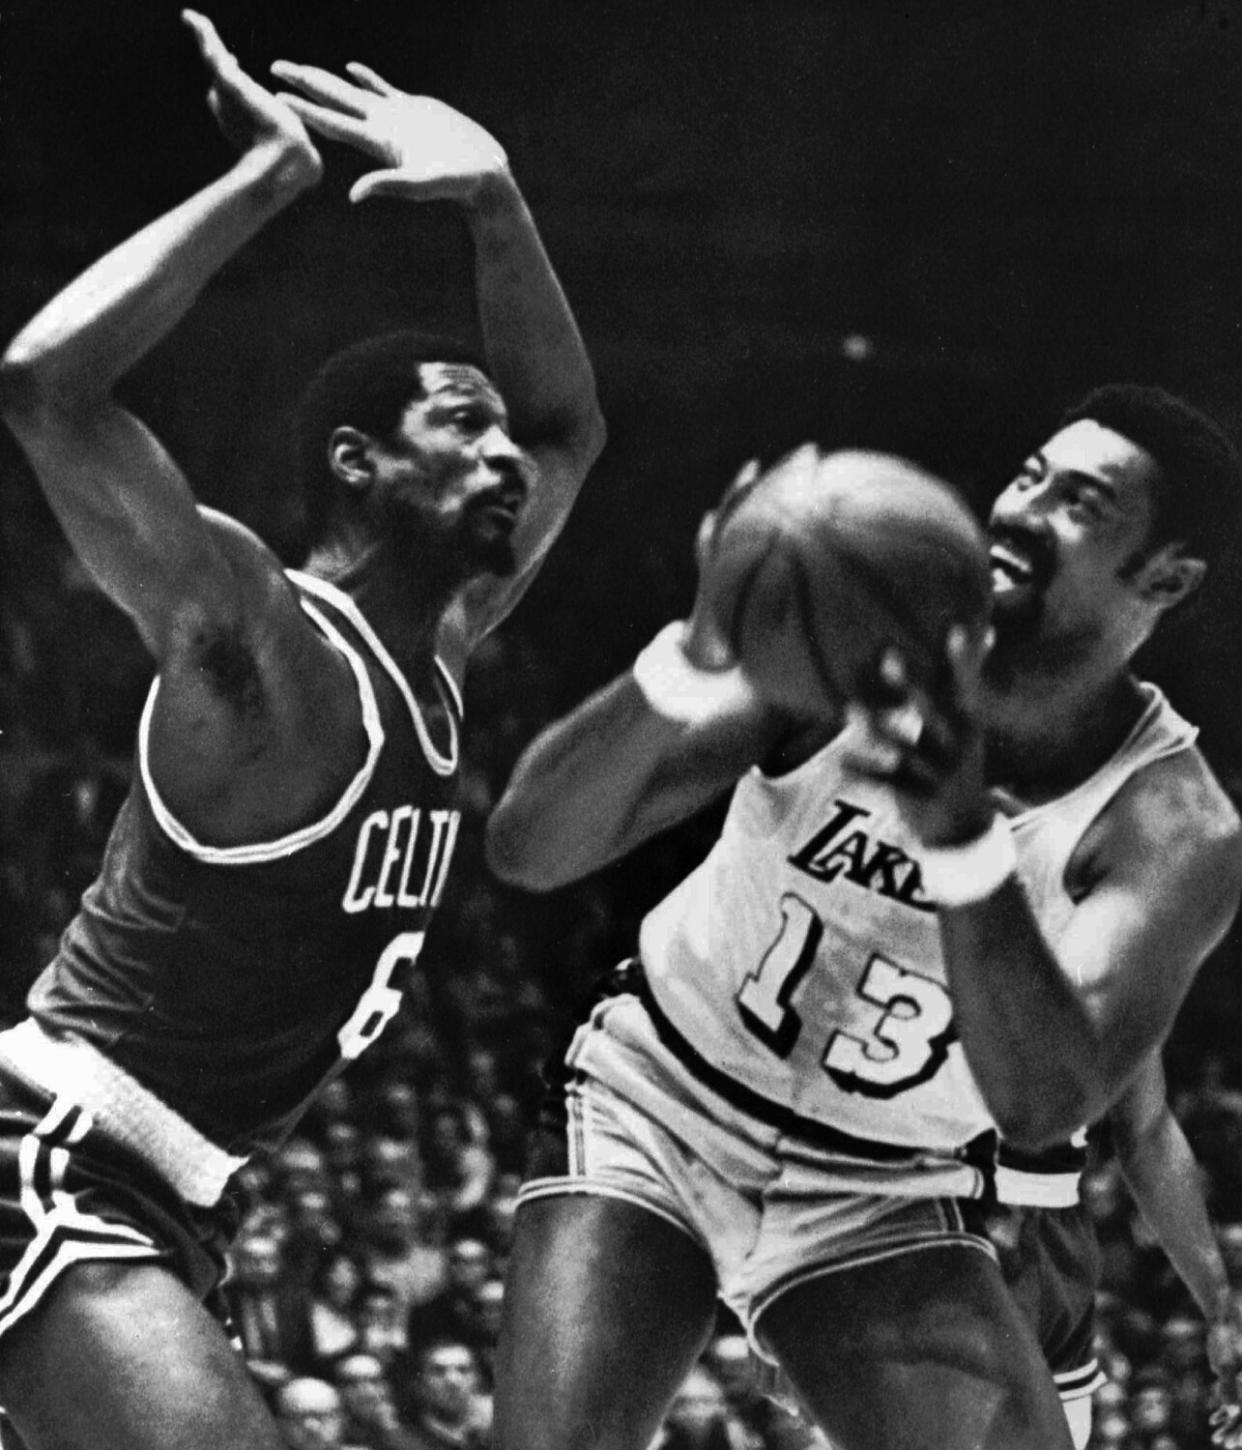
[{"x1": 484, "y1": 387, "x2": 1242, "y2": 1450}]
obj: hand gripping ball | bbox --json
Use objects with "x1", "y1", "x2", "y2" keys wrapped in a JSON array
[{"x1": 707, "y1": 447, "x2": 991, "y2": 716}]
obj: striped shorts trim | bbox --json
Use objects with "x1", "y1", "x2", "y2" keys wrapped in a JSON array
[
  {"x1": 0, "y1": 1062, "x2": 235, "y2": 1351},
  {"x1": 0, "y1": 1096, "x2": 161, "y2": 1341}
]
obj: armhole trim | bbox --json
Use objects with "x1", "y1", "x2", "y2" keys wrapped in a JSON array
[
  {"x1": 138, "y1": 599, "x2": 385, "y2": 865},
  {"x1": 289, "y1": 570, "x2": 460, "y2": 777}
]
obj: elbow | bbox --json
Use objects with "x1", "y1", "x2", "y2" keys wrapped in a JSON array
[
  {"x1": 983, "y1": 1078, "x2": 1100, "y2": 1154},
  {"x1": 484, "y1": 803, "x2": 566, "y2": 893},
  {"x1": 0, "y1": 340, "x2": 100, "y2": 431},
  {"x1": 0, "y1": 349, "x2": 44, "y2": 429}
]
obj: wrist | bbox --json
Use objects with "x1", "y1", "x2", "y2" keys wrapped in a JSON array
[
  {"x1": 632, "y1": 621, "x2": 755, "y2": 724},
  {"x1": 238, "y1": 136, "x2": 322, "y2": 205},
  {"x1": 462, "y1": 165, "x2": 521, "y2": 221},
  {"x1": 920, "y1": 814, "x2": 1018, "y2": 908}
]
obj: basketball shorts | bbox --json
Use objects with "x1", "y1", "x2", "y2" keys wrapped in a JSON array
[
  {"x1": 520, "y1": 978, "x2": 994, "y2": 1347},
  {"x1": 985, "y1": 1200, "x2": 1105, "y2": 1446},
  {"x1": 0, "y1": 1058, "x2": 237, "y2": 1347}
]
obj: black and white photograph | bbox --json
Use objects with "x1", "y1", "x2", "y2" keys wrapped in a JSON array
[{"x1": 3, "y1": 3, "x2": 1242, "y2": 1447}]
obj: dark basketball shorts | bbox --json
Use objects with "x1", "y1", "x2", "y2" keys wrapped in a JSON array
[
  {"x1": 0, "y1": 1059, "x2": 237, "y2": 1347},
  {"x1": 986, "y1": 1200, "x2": 1106, "y2": 1408}
]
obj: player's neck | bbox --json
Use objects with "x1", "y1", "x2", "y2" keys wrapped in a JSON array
[
  {"x1": 303, "y1": 536, "x2": 453, "y2": 659},
  {"x1": 983, "y1": 667, "x2": 1146, "y2": 804}
]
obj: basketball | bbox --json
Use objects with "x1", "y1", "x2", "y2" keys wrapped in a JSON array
[{"x1": 707, "y1": 447, "x2": 991, "y2": 716}]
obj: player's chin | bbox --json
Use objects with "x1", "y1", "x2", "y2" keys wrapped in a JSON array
[{"x1": 466, "y1": 531, "x2": 519, "y2": 579}]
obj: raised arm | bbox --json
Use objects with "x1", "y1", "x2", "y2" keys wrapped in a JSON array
[
  {"x1": 269, "y1": 60, "x2": 606, "y2": 639},
  {"x1": 1109, "y1": 1053, "x2": 1242, "y2": 1423},
  {"x1": 0, "y1": 13, "x2": 322, "y2": 660}
]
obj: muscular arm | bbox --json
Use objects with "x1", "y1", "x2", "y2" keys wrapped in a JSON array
[
  {"x1": 269, "y1": 63, "x2": 605, "y2": 648},
  {"x1": 486, "y1": 655, "x2": 785, "y2": 890},
  {"x1": 455, "y1": 172, "x2": 605, "y2": 630},
  {"x1": 939, "y1": 757, "x2": 1242, "y2": 1148},
  {"x1": 0, "y1": 16, "x2": 321, "y2": 661},
  {"x1": 1110, "y1": 1052, "x2": 1233, "y2": 1320}
]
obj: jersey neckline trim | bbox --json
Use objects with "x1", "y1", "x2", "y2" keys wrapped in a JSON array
[
  {"x1": 1001, "y1": 681, "x2": 1196, "y2": 829},
  {"x1": 138, "y1": 595, "x2": 385, "y2": 865},
  {"x1": 288, "y1": 570, "x2": 460, "y2": 777}
]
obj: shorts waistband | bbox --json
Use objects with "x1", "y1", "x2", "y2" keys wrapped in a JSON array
[
  {"x1": 0, "y1": 1019, "x2": 246, "y2": 1207},
  {"x1": 631, "y1": 961, "x2": 996, "y2": 1180}
]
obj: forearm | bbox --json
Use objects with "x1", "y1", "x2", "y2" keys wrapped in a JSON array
[
  {"x1": 1115, "y1": 1112, "x2": 1233, "y2": 1319},
  {"x1": 1, "y1": 141, "x2": 317, "y2": 406},
  {"x1": 939, "y1": 883, "x2": 1105, "y2": 1148},
  {"x1": 486, "y1": 674, "x2": 688, "y2": 890},
  {"x1": 464, "y1": 171, "x2": 601, "y2": 446}
]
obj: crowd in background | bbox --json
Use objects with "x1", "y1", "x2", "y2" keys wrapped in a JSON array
[{"x1": 3, "y1": 536, "x2": 1242, "y2": 1450}]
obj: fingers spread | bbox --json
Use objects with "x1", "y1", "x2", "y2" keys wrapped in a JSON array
[
  {"x1": 277, "y1": 94, "x2": 371, "y2": 147},
  {"x1": 270, "y1": 61, "x2": 370, "y2": 117}
]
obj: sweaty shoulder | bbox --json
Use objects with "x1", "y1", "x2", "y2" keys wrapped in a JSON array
[
  {"x1": 1081, "y1": 745, "x2": 1242, "y2": 906},
  {"x1": 147, "y1": 509, "x2": 364, "y2": 844}
]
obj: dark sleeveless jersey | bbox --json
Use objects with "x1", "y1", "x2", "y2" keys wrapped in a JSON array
[{"x1": 26, "y1": 572, "x2": 463, "y2": 1158}]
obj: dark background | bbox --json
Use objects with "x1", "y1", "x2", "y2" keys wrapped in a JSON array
[{"x1": 4, "y1": 0, "x2": 1242, "y2": 1070}]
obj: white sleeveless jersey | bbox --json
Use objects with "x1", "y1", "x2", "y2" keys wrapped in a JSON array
[{"x1": 640, "y1": 682, "x2": 1196, "y2": 1165}]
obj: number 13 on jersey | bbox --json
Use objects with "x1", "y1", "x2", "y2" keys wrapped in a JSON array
[{"x1": 736, "y1": 893, "x2": 956, "y2": 1098}]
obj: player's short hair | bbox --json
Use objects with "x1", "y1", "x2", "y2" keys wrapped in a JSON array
[
  {"x1": 1060, "y1": 383, "x2": 1242, "y2": 572},
  {"x1": 296, "y1": 329, "x2": 491, "y2": 548}
]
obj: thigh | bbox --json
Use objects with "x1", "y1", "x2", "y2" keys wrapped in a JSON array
[
  {"x1": 0, "y1": 1259, "x2": 284, "y2": 1450},
  {"x1": 494, "y1": 1195, "x2": 719, "y2": 1450},
  {"x1": 758, "y1": 1243, "x2": 1074, "y2": 1450}
]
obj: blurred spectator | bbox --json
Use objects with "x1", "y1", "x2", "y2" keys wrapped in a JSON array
[
  {"x1": 274, "y1": 1376, "x2": 360, "y2": 1450},
  {"x1": 330, "y1": 1352, "x2": 407, "y2": 1450},
  {"x1": 702, "y1": 1334, "x2": 783, "y2": 1449},
  {"x1": 224, "y1": 1226, "x2": 316, "y2": 1391},
  {"x1": 394, "y1": 1338, "x2": 491, "y2": 1450},
  {"x1": 405, "y1": 1236, "x2": 492, "y2": 1360},
  {"x1": 358, "y1": 1185, "x2": 449, "y2": 1321},
  {"x1": 1127, "y1": 1368, "x2": 1175, "y2": 1446},
  {"x1": 421, "y1": 1105, "x2": 495, "y2": 1220},
  {"x1": 654, "y1": 1364, "x2": 761, "y2": 1450},
  {"x1": 468, "y1": 1276, "x2": 505, "y2": 1386},
  {"x1": 359, "y1": 1132, "x2": 425, "y2": 1202},
  {"x1": 354, "y1": 1281, "x2": 409, "y2": 1370},
  {"x1": 308, "y1": 1251, "x2": 365, "y2": 1367}
]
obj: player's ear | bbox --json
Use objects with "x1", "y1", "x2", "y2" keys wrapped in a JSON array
[
  {"x1": 328, "y1": 426, "x2": 378, "y2": 493},
  {"x1": 1134, "y1": 543, "x2": 1206, "y2": 611}
]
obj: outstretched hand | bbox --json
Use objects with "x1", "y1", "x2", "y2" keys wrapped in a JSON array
[
  {"x1": 182, "y1": 12, "x2": 321, "y2": 183},
  {"x1": 269, "y1": 58, "x2": 509, "y2": 205}
]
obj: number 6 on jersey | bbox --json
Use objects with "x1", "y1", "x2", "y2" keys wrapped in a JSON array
[{"x1": 337, "y1": 930, "x2": 426, "y2": 1060}]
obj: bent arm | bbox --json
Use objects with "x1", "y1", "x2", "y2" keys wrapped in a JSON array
[
  {"x1": 0, "y1": 39, "x2": 319, "y2": 659},
  {"x1": 460, "y1": 171, "x2": 606, "y2": 625},
  {"x1": 486, "y1": 647, "x2": 785, "y2": 891},
  {"x1": 939, "y1": 764, "x2": 1242, "y2": 1149}
]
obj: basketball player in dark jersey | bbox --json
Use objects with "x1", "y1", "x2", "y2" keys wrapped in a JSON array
[{"x1": 0, "y1": 14, "x2": 603, "y2": 1450}]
